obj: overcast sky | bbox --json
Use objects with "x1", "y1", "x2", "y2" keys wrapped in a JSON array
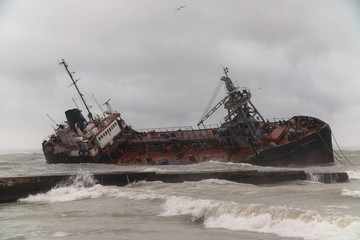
[{"x1": 1, "y1": 0, "x2": 360, "y2": 151}]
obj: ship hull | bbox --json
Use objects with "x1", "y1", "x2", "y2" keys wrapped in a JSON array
[
  {"x1": 243, "y1": 123, "x2": 333, "y2": 167},
  {"x1": 43, "y1": 152, "x2": 103, "y2": 164},
  {"x1": 43, "y1": 117, "x2": 334, "y2": 167}
]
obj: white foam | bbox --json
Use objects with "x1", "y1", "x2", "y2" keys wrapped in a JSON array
[
  {"x1": 306, "y1": 173, "x2": 323, "y2": 183},
  {"x1": 19, "y1": 183, "x2": 169, "y2": 203},
  {"x1": 52, "y1": 231, "x2": 71, "y2": 237},
  {"x1": 142, "y1": 167, "x2": 176, "y2": 173},
  {"x1": 160, "y1": 196, "x2": 360, "y2": 240},
  {"x1": 18, "y1": 171, "x2": 360, "y2": 240},
  {"x1": 199, "y1": 179, "x2": 235, "y2": 185},
  {"x1": 209, "y1": 160, "x2": 254, "y2": 167},
  {"x1": 346, "y1": 170, "x2": 360, "y2": 180},
  {"x1": 19, "y1": 171, "x2": 167, "y2": 203},
  {"x1": 18, "y1": 172, "x2": 170, "y2": 202},
  {"x1": 341, "y1": 188, "x2": 360, "y2": 198}
]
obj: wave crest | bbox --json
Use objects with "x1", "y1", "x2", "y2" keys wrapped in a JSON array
[
  {"x1": 160, "y1": 196, "x2": 360, "y2": 240},
  {"x1": 347, "y1": 170, "x2": 360, "y2": 180},
  {"x1": 341, "y1": 188, "x2": 360, "y2": 198}
]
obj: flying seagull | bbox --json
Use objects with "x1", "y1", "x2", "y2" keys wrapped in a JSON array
[{"x1": 174, "y1": 5, "x2": 186, "y2": 11}]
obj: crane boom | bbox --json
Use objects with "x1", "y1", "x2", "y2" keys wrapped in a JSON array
[{"x1": 197, "y1": 95, "x2": 229, "y2": 126}]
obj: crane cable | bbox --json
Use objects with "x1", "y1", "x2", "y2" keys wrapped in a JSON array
[{"x1": 331, "y1": 132, "x2": 355, "y2": 167}]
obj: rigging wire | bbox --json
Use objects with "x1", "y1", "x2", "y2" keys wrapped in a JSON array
[
  {"x1": 199, "y1": 80, "x2": 224, "y2": 123},
  {"x1": 79, "y1": 85, "x2": 94, "y2": 106},
  {"x1": 332, "y1": 132, "x2": 355, "y2": 167},
  {"x1": 69, "y1": 82, "x2": 93, "y2": 120},
  {"x1": 65, "y1": 71, "x2": 105, "y2": 119},
  {"x1": 318, "y1": 130, "x2": 355, "y2": 168},
  {"x1": 318, "y1": 131, "x2": 347, "y2": 167}
]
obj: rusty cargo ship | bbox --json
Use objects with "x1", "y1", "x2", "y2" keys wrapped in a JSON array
[{"x1": 42, "y1": 60, "x2": 334, "y2": 167}]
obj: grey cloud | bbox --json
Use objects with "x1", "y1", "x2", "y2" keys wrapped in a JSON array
[{"x1": 0, "y1": 0, "x2": 360, "y2": 150}]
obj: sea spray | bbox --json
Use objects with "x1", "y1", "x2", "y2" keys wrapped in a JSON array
[
  {"x1": 18, "y1": 170, "x2": 101, "y2": 203},
  {"x1": 306, "y1": 172, "x2": 347, "y2": 183},
  {"x1": 306, "y1": 173, "x2": 322, "y2": 183},
  {"x1": 18, "y1": 171, "x2": 167, "y2": 203},
  {"x1": 57, "y1": 169, "x2": 98, "y2": 188},
  {"x1": 347, "y1": 170, "x2": 360, "y2": 180}
]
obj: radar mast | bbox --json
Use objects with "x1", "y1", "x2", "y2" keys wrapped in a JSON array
[{"x1": 59, "y1": 59, "x2": 96, "y2": 124}]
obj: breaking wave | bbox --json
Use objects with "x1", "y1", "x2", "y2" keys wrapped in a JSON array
[
  {"x1": 18, "y1": 171, "x2": 360, "y2": 240},
  {"x1": 19, "y1": 171, "x2": 166, "y2": 203},
  {"x1": 341, "y1": 188, "x2": 360, "y2": 199},
  {"x1": 51, "y1": 231, "x2": 72, "y2": 237},
  {"x1": 160, "y1": 196, "x2": 360, "y2": 240},
  {"x1": 347, "y1": 170, "x2": 360, "y2": 180}
]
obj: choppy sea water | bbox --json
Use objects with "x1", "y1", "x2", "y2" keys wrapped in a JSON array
[{"x1": 0, "y1": 151, "x2": 360, "y2": 240}]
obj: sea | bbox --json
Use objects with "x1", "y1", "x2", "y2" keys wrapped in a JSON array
[{"x1": 0, "y1": 151, "x2": 360, "y2": 240}]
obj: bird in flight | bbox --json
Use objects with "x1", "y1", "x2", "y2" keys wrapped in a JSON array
[{"x1": 174, "y1": 5, "x2": 186, "y2": 11}]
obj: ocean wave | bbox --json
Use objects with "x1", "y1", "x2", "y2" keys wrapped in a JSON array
[
  {"x1": 198, "y1": 178, "x2": 236, "y2": 185},
  {"x1": 19, "y1": 183, "x2": 167, "y2": 203},
  {"x1": 341, "y1": 188, "x2": 360, "y2": 198},
  {"x1": 51, "y1": 231, "x2": 72, "y2": 237},
  {"x1": 17, "y1": 171, "x2": 360, "y2": 240},
  {"x1": 18, "y1": 171, "x2": 167, "y2": 203},
  {"x1": 0, "y1": 152, "x2": 43, "y2": 159},
  {"x1": 346, "y1": 170, "x2": 360, "y2": 180},
  {"x1": 159, "y1": 196, "x2": 360, "y2": 240}
]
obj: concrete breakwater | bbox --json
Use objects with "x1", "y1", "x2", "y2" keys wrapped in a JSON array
[{"x1": 0, "y1": 170, "x2": 349, "y2": 203}]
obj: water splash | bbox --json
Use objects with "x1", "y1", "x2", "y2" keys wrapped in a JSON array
[
  {"x1": 57, "y1": 169, "x2": 98, "y2": 188},
  {"x1": 347, "y1": 170, "x2": 360, "y2": 179},
  {"x1": 19, "y1": 170, "x2": 99, "y2": 203},
  {"x1": 306, "y1": 173, "x2": 322, "y2": 183},
  {"x1": 306, "y1": 172, "x2": 346, "y2": 183}
]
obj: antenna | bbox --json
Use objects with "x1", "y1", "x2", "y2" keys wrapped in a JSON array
[
  {"x1": 59, "y1": 59, "x2": 96, "y2": 124},
  {"x1": 46, "y1": 113, "x2": 58, "y2": 129},
  {"x1": 103, "y1": 98, "x2": 112, "y2": 105},
  {"x1": 92, "y1": 93, "x2": 105, "y2": 114},
  {"x1": 103, "y1": 98, "x2": 114, "y2": 114},
  {"x1": 223, "y1": 66, "x2": 229, "y2": 78},
  {"x1": 72, "y1": 98, "x2": 79, "y2": 109}
]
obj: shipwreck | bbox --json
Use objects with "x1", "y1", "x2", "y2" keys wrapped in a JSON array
[{"x1": 42, "y1": 60, "x2": 334, "y2": 167}]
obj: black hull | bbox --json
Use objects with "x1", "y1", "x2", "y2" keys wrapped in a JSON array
[
  {"x1": 248, "y1": 124, "x2": 333, "y2": 167},
  {"x1": 44, "y1": 152, "x2": 103, "y2": 164}
]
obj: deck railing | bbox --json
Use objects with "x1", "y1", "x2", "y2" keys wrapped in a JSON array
[{"x1": 132, "y1": 124, "x2": 220, "y2": 143}]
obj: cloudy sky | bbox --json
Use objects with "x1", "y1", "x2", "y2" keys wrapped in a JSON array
[{"x1": 0, "y1": 0, "x2": 360, "y2": 151}]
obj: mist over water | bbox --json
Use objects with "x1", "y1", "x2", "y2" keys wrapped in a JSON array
[{"x1": 1, "y1": 151, "x2": 360, "y2": 240}]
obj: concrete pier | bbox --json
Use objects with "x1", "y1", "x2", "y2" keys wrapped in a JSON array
[{"x1": 0, "y1": 170, "x2": 349, "y2": 203}]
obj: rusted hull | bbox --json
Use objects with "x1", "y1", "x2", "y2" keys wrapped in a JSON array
[
  {"x1": 44, "y1": 121, "x2": 334, "y2": 167},
  {"x1": 245, "y1": 124, "x2": 333, "y2": 167},
  {"x1": 111, "y1": 126, "x2": 333, "y2": 167}
]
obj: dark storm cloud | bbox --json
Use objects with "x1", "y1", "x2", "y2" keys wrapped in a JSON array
[{"x1": 0, "y1": 0, "x2": 360, "y2": 150}]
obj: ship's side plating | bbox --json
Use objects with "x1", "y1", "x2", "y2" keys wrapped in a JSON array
[
  {"x1": 240, "y1": 119, "x2": 333, "y2": 166},
  {"x1": 104, "y1": 115, "x2": 333, "y2": 167}
]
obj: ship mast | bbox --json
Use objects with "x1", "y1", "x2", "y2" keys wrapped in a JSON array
[{"x1": 59, "y1": 59, "x2": 95, "y2": 123}]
